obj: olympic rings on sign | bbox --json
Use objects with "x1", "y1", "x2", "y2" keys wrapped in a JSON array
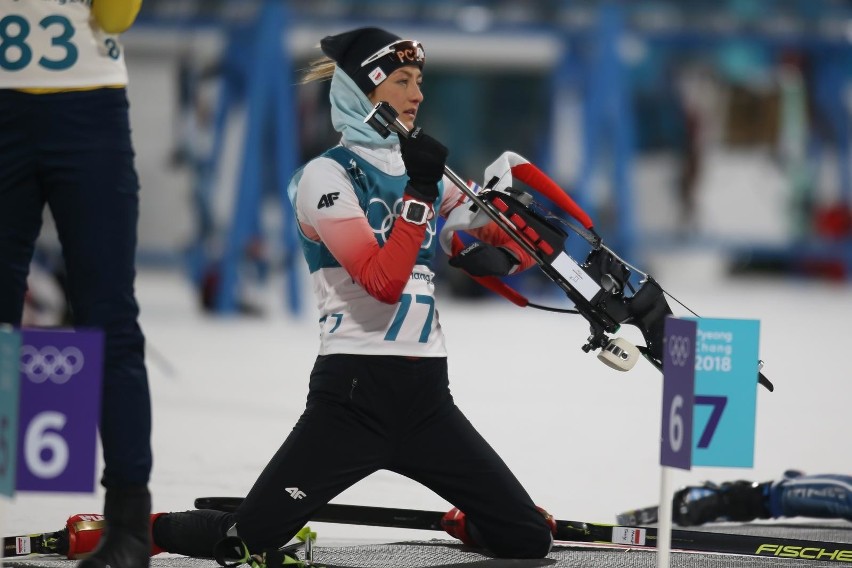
[
  {"x1": 667, "y1": 335, "x2": 691, "y2": 367},
  {"x1": 20, "y1": 345, "x2": 85, "y2": 384}
]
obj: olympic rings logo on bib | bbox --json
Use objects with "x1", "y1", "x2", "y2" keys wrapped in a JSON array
[
  {"x1": 368, "y1": 197, "x2": 435, "y2": 249},
  {"x1": 667, "y1": 335, "x2": 691, "y2": 367},
  {"x1": 20, "y1": 345, "x2": 85, "y2": 384}
]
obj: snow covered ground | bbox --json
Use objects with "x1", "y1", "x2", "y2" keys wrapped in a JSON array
[{"x1": 3, "y1": 260, "x2": 851, "y2": 547}]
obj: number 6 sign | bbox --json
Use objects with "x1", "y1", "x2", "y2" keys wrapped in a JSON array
[
  {"x1": 660, "y1": 318, "x2": 697, "y2": 470},
  {"x1": 16, "y1": 329, "x2": 103, "y2": 493}
]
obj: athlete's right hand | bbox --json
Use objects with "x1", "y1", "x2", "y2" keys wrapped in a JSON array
[
  {"x1": 400, "y1": 127, "x2": 448, "y2": 203},
  {"x1": 449, "y1": 241, "x2": 519, "y2": 276}
]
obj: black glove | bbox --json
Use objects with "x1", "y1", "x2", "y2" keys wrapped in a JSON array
[
  {"x1": 400, "y1": 127, "x2": 448, "y2": 203},
  {"x1": 449, "y1": 242, "x2": 519, "y2": 277}
]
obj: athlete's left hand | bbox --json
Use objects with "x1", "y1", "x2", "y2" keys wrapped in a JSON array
[{"x1": 400, "y1": 127, "x2": 447, "y2": 203}]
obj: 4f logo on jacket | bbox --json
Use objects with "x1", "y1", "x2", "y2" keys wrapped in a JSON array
[
  {"x1": 286, "y1": 487, "x2": 306, "y2": 500},
  {"x1": 317, "y1": 192, "x2": 340, "y2": 209}
]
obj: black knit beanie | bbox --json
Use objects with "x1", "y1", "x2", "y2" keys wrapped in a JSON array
[{"x1": 320, "y1": 27, "x2": 425, "y2": 95}]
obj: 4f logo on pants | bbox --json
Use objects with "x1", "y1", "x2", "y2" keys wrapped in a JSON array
[
  {"x1": 286, "y1": 487, "x2": 306, "y2": 500},
  {"x1": 317, "y1": 192, "x2": 340, "y2": 209}
]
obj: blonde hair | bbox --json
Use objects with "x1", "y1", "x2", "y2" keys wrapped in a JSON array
[{"x1": 300, "y1": 56, "x2": 337, "y2": 85}]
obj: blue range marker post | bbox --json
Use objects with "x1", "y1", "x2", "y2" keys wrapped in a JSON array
[
  {"x1": 656, "y1": 317, "x2": 761, "y2": 568},
  {"x1": 0, "y1": 327, "x2": 21, "y2": 497}
]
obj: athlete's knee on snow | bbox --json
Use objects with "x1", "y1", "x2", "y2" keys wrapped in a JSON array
[
  {"x1": 495, "y1": 526, "x2": 553, "y2": 559},
  {"x1": 482, "y1": 517, "x2": 553, "y2": 559},
  {"x1": 507, "y1": 506, "x2": 555, "y2": 558},
  {"x1": 442, "y1": 506, "x2": 554, "y2": 559}
]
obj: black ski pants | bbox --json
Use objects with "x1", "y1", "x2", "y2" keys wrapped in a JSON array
[
  {"x1": 233, "y1": 354, "x2": 552, "y2": 558},
  {"x1": 0, "y1": 88, "x2": 152, "y2": 488}
]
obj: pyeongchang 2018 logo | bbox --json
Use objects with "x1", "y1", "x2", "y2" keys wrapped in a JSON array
[
  {"x1": 667, "y1": 335, "x2": 691, "y2": 367},
  {"x1": 20, "y1": 345, "x2": 85, "y2": 384}
]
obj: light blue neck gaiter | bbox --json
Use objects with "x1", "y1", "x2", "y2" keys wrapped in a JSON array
[{"x1": 329, "y1": 67, "x2": 398, "y2": 149}]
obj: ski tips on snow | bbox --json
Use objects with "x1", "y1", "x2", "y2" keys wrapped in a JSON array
[
  {"x1": 616, "y1": 505, "x2": 659, "y2": 526},
  {"x1": 3, "y1": 529, "x2": 68, "y2": 558}
]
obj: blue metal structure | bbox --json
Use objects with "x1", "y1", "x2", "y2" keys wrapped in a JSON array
[
  {"x1": 185, "y1": 0, "x2": 301, "y2": 314},
  {"x1": 140, "y1": 0, "x2": 852, "y2": 295}
]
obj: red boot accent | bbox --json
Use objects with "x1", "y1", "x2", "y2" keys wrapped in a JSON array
[
  {"x1": 536, "y1": 506, "x2": 557, "y2": 535},
  {"x1": 149, "y1": 512, "x2": 167, "y2": 556},
  {"x1": 440, "y1": 507, "x2": 477, "y2": 546},
  {"x1": 66, "y1": 514, "x2": 105, "y2": 559},
  {"x1": 65, "y1": 513, "x2": 168, "y2": 559}
]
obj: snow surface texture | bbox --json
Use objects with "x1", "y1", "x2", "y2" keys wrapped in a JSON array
[
  {"x1": 3, "y1": 260, "x2": 852, "y2": 548},
  {"x1": 7, "y1": 537, "x2": 852, "y2": 568}
]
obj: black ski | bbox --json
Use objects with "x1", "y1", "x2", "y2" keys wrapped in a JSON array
[
  {"x1": 616, "y1": 504, "x2": 659, "y2": 525},
  {"x1": 3, "y1": 529, "x2": 68, "y2": 558},
  {"x1": 195, "y1": 497, "x2": 852, "y2": 563},
  {"x1": 195, "y1": 497, "x2": 445, "y2": 531}
]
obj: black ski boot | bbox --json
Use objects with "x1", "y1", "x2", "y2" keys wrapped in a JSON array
[
  {"x1": 672, "y1": 480, "x2": 771, "y2": 526},
  {"x1": 212, "y1": 526, "x2": 317, "y2": 568},
  {"x1": 78, "y1": 486, "x2": 151, "y2": 568},
  {"x1": 152, "y1": 509, "x2": 236, "y2": 558}
]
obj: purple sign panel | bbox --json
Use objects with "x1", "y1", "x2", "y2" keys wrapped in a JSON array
[
  {"x1": 16, "y1": 329, "x2": 103, "y2": 493},
  {"x1": 660, "y1": 317, "x2": 696, "y2": 470}
]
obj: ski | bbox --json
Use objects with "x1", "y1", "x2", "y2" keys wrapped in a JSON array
[
  {"x1": 195, "y1": 497, "x2": 445, "y2": 530},
  {"x1": 195, "y1": 497, "x2": 852, "y2": 563},
  {"x1": 3, "y1": 529, "x2": 68, "y2": 558},
  {"x1": 616, "y1": 504, "x2": 659, "y2": 525}
]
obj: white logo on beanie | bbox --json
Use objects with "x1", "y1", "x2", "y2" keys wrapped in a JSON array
[{"x1": 368, "y1": 66, "x2": 387, "y2": 85}]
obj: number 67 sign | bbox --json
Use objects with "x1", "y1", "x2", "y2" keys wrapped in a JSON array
[{"x1": 661, "y1": 317, "x2": 760, "y2": 469}]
